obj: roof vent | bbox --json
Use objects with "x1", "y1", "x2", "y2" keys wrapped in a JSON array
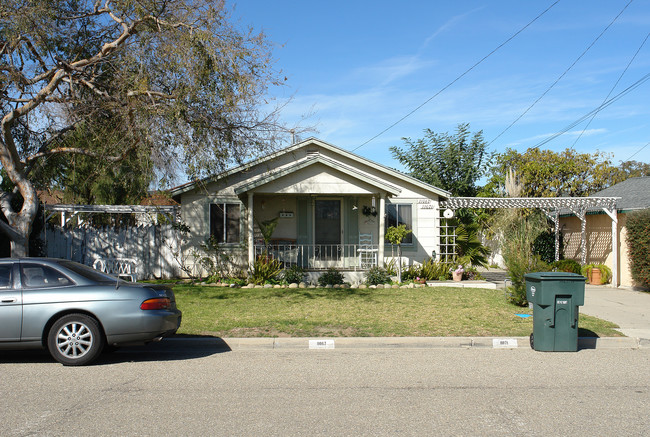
[{"x1": 306, "y1": 150, "x2": 320, "y2": 158}]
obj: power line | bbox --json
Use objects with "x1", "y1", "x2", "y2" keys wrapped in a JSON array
[
  {"x1": 571, "y1": 30, "x2": 650, "y2": 148},
  {"x1": 351, "y1": 0, "x2": 562, "y2": 152},
  {"x1": 488, "y1": 0, "x2": 633, "y2": 147},
  {"x1": 622, "y1": 141, "x2": 649, "y2": 162},
  {"x1": 528, "y1": 71, "x2": 650, "y2": 150}
]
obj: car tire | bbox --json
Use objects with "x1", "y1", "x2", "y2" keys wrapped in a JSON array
[{"x1": 47, "y1": 314, "x2": 104, "y2": 366}]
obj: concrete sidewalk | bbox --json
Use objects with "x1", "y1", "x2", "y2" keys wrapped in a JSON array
[{"x1": 582, "y1": 284, "x2": 650, "y2": 342}]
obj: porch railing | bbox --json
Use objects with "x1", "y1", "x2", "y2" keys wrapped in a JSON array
[{"x1": 254, "y1": 244, "x2": 378, "y2": 270}]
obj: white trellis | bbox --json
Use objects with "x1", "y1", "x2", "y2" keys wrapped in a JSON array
[{"x1": 439, "y1": 197, "x2": 620, "y2": 286}]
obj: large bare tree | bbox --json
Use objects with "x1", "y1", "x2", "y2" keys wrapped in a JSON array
[{"x1": 1, "y1": 0, "x2": 297, "y2": 256}]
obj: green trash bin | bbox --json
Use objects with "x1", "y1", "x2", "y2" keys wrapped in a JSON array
[{"x1": 525, "y1": 272, "x2": 586, "y2": 352}]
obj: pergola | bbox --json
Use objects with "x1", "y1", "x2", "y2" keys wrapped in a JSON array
[
  {"x1": 439, "y1": 197, "x2": 621, "y2": 287},
  {"x1": 43, "y1": 204, "x2": 179, "y2": 226}
]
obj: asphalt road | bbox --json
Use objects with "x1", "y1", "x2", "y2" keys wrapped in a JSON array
[{"x1": 2, "y1": 340, "x2": 649, "y2": 436}]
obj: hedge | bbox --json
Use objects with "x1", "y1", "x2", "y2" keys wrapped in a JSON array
[{"x1": 626, "y1": 209, "x2": 650, "y2": 288}]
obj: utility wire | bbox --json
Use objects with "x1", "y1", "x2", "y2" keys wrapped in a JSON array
[
  {"x1": 622, "y1": 141, "x2": 649, "y2": 162},
  {"x1": 528, "y1": 71, "x2": 650, "y2": 150},
  {"x1": 488, "y1": 0, "x2": 633, "y2": 147},
  {"x1": 571, "y1": 30, "x2": 650, "y2": 148},
  {"x1": 351, "y1": 0, "x2": 562, "y2": 152}
]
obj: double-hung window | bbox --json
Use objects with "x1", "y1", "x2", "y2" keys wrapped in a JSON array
[
  {"x1": 385, "y1": 204, "x2": 413, "y2": 244},
  {"x1": 210, "y1": 203, "x2": 241, "y2": 244}
]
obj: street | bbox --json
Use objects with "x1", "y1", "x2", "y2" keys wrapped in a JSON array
[{"x1": 1, "y1": 340, "x2": 649, "y2": 436}]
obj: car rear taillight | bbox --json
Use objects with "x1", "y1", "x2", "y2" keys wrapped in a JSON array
[{"x1": 140, "y1": 298, "x2": 171, "y2": 310}]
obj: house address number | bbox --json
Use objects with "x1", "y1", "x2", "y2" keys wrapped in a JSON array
[{"x1": 418, "y1": 199, "x2": 435, "y2": 209}]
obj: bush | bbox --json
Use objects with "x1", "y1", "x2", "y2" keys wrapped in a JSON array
[
  {"x1": 626, "y1": 209, "x2": 650, "y2": 288},
  {"x1": 365, "y1": 267, "x2": 392, "y2": 285},
  {"x1": 496, "y1": 211, "x2": 552, "y2": 306},
  {"x1": 403, "y1": 258, "x2": 452, "y2": 281},
  {"x1": 250, "y1": 255, "x2": 283, "y2": 285},
  {"x1": 532, "y1": 229, "x2": 561, "y2": 264},
  {"x1": 318, "y1": 267, "x2": 345, "y2": 286},
  {"x1": 282, "y1": 265, "x2": 305, "y2": 284},
  {"x1": 552, "y1": 259, "x2": 581, "y2": 274}
]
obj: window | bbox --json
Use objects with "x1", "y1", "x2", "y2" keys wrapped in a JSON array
[
  {"x1": 385, "y1": 204, "x2": 413, "y2": 244},
  {"x1": 210, "y1": 203, "x2": 241, "y2": 244},
  {"x1": 20, "y1": 264, "x2": 73, "y2": 288},
  {"x1": 0, "y1": 264, "x2": 12, "y2": 288}
]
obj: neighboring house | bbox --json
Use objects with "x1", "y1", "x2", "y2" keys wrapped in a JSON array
[
  {"x1": 560, "y1": 176, "x2": 650, "y2": 288},
  {"x1": 170, "y1": 138, "x2": 451, "y2": 279}
]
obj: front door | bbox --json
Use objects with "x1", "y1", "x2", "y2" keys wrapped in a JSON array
[
  {"x1": 0, "y1": 262, "x2": 21, "y2": 341},
  {"x1": 314, "y1": 199, "x2": 341, "y2": 263}
]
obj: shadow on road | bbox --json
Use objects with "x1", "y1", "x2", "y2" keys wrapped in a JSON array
[{"x1": 0, "y1": 336, "x2": 231, "y2": 366}]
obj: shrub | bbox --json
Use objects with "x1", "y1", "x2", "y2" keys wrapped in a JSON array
[
  {"x1": 403, "y1": 258, "x2": 452, "y2": 281},
  {"x1": 552, "y1": 259, "x2": 581, "y2": 274},
  {"x1": 626, "y1": 209, "x2": 650, "y2": 288},
  {"x1": 250, "y1": 255, "x2": 283, "y2": 285},
  {"x1": 281, "y1": 265, "x2": 305, "y2": 284},
  {"x1": 420, "y1": 258, "x2": 452, "y2": 280},
  {"x1": 496, "y1": 211, "x2": 551, "y2": 306},
  {"x1": 532, "y1": 229, "x2": 561, "y2": 264},
  {"x1": 318, "y1": 267, "x2": 345, "y2": 286},
  {"x1": 365, "y1": 267, "x2": 391, "y2": 285}
]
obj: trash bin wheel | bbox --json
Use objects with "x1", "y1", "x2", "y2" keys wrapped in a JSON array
[{"x1": 529, "y1": 333, "x2": 534, "y2": 349}]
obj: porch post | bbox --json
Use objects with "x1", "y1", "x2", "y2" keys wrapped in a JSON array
[
  {"x1": 603, "y1": 207, "x2": 619, "y2": 288},
  {"x1": 378, "y1": 193, "x2": 385, "y2": 267},
  {"x1": 247, "y1": 192, "x2": 254, "y2": 269}
]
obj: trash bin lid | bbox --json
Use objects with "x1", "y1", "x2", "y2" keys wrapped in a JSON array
[{"x1": 525, "y1": 272, "x2": 586, "y2": 281}]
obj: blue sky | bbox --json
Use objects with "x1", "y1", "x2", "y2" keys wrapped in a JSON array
[{"x1": 232, "y1": 0, "x2": 650, "y2": 172}]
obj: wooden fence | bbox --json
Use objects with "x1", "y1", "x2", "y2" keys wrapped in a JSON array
[{"x1": 43, "y1": 224, "x2": 183, "y2": 279}]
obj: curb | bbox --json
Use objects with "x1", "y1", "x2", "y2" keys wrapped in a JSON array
[{"x1": 167, "y1": 336, "x2": 644, "y2": 351}]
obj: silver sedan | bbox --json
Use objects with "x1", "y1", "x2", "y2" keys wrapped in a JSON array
[{"x1": 0, "y1": 258, "x2": 182, "y2": 366}]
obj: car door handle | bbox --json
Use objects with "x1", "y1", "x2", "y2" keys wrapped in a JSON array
[{"x1": 1, "y1": 298, "x2": 17, "y2": 303}]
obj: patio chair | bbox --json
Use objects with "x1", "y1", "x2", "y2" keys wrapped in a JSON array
[{"x1": 358, "y1": 233, "x2": 378, "y2": 269}]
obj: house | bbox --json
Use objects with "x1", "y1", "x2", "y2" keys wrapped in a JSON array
[
  {"x1": 560, "y1": 176, "x2": 650, "y2": 288},
  {"x1": 170, "y1": 138, "x2": 451, "y2": 281}
]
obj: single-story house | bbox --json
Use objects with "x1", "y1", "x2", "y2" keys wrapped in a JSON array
[
  {"x1": 170, "y1": 138, "x2": 451, "y2": 280},
  {"x1": 560, "y1": 176, "x2": 650, "y2": 288}
]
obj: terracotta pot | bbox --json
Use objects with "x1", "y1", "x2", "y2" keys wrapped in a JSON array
[
  {"x1": 452, "y1": 272, "x2": 463, "y2": 282},
  {"x1": 590, "y1": 268, "x2": 601, "y2": 285}
]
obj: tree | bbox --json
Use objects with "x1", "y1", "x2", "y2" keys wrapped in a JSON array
[
  {"x1": 483, "y1": 147, "x2": 634, "y2": 198},
  {"x1": 390, "y1": 123, "x2": 493, "y2": 197},
  {"x1": 386, "y1": 224, "x2": 412, "y2": 283},
  {"x1": 1, "y1": 0, "x2": 299, "y2": 256}
]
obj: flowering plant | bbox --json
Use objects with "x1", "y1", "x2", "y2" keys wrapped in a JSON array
[{"x1": 451, "y1": 265, "x2": 464, "y2": 274}]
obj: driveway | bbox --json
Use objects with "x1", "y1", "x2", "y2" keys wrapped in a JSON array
[{"x1": 582, "y1": 284, "x2": 650, "y2": 341}]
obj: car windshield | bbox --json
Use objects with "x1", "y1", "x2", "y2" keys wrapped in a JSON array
[{"x1": 59, "y1": 260, "x2": 122, "y2": 283}]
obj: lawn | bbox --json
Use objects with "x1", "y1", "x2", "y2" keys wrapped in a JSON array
[{"x1": 172, "y1": 284, "x2": 623, "y2": 338}]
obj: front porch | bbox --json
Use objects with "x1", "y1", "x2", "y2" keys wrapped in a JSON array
[{"x1": 254, "y1": 242, "x2": 380, "y2": 271}]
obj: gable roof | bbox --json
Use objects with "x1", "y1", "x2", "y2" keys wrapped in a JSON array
[
  {"x1": 169, "y1": 137, "x2": 451, "y2": 199},
  {"x1": 234, "y1": 153, "x2": 402, "y2": 196},
  {"x1": 589, "y1": 177, "x2": 650, "y2": 211}
]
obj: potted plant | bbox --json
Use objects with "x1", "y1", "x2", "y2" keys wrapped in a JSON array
[{"x1": 451, "y1": 265, "x2": 464, "y2": 282}]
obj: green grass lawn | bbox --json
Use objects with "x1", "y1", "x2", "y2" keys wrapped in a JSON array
[{"x1": 172, "y1": 284, "x2": 623, "y2": 338}]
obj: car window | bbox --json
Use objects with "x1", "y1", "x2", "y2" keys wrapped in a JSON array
[
  {"x1": 0, "y1": 264, "x2": 12, "y2": 289},
  {"x1": 58, "y1": 260, "x2": 122, "y2": 283},
  {"x1": 21, "y1": 264, "x2": 74, "y2": 288}
]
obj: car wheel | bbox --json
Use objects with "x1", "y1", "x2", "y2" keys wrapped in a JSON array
[{"x1": 47, "y1": 314, "x2": 104, "y2": 366}]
